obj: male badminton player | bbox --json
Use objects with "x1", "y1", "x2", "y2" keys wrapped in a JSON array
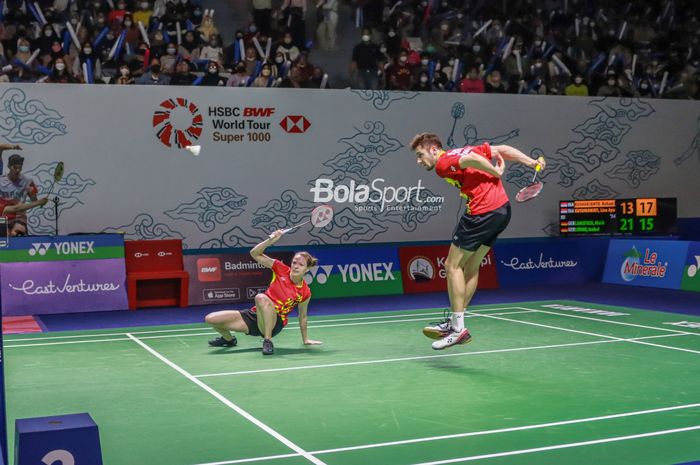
[
  {"x1": 204, "y1": 230, "x2": 322, "y2": 355},
  {"x1": 410, "y1": 133, "x2": 545, "y2": 350}
]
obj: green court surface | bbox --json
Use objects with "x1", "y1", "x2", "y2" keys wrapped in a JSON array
[{"x1": 5, "y1": 300, "x2": 700, "y2": 465}]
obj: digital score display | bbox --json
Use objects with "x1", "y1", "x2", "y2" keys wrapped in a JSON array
[{"x1": 559, "y1": 198, "x2": 677, "y2": 236}]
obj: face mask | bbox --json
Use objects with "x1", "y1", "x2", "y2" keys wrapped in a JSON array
[
  {"x1": 448, "y1": 59, "x2": 455, "y2": 66},
  {"x1": 421, "y1": 59, "x2": 429, "y2": 65},
  {"x1": 420, "y1": 76, "x2": 428, "y2": 83},
  {"x1": 574, "y1": 77, "x2": 583, "y2": 84},
  {"x1": 399, "y1": 56, "x2": 407, "y2": 63},
  {"x1": 275, "y1": 56, "x2": 284, "y2": 63},
  {"x1": 83, "y1": 48, "x2": 92, "y2": 54},
  {"x1": 167, "y1": 48, "x2": 176, "y2": 55},
  {"x1": 98, "y1": 17, "x2": 105, "y2": 23},
  {"x1": 154, "y1": 34, "x2": 163, "y2": 41},
  {"x1": 534, "y1": 40, "x2": 542, "y2": 47},
  {"x1": 18, "y1": 45, "x2": 30, "y2": 53},
  {"x1": 140, "y1": 2, "x2": 149, "y2": 8},
  {"x1": 640, "y1": 83, "x2": 649, "y2": 90},
  {"x1": 380, "y1": 46, "x2": 387, "y2": 54},
  {"x1": 283, "y1": 37, "x2": 292, "y2": 44},
  {"x1": 106, "y1": 33, "x2": 115, "y2": 41},
  {"x1": 440, "y1": 24, "x2": 448, "y2": 31},
  {"x1": 118, "y1": 3, "x2": 125, "y2": 9},
  {"x1": 388, "y1": 31, "x2": 396, "y2": 38},
  {"x1": 44, "y1": 30, "x2": 53, "y2": 37},
  {"x1": 457, "y1": 13, "x2": 463, "y2": 19},
  {"x1": 208, "y1": 67, "x2": 217, "y2": 73},
  {"x1": 71, "y1": 18, "x2": 78, "y2": 25},
  {"x1": 120, "y1": 67, "x2": 129, "y2": 75},
  {"x1": 362, "y1": 35, "x2": 370, "y2": 42},
  {"x1": 150, "y1": 64, "x2": 160, "y2": 73},
  {"x1": 262, "y1": 69, "x2": 270, "y2": 76},
  {"x1": 472, "y1": 45, "x2": 480, "y2": 52},
  {"x1": 249, "y1": 26, "x2": 257, "y2": 33},
  {"x1": 534, "y1": 62, "x2": 543, "y2": 68},
  {"x1": 607, "y1": 79, "x2": 615, "y2": 86},
  {"x1": 55, "y1": 63, "x2": 65, "y2": 71},
  {"x1": 124, "y1": 20, "x2": 132, "y2": 26}
]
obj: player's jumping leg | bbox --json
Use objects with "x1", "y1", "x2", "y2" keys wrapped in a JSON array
[
  {"x1": 460, "y1": 245, "x2": 491, "y2": 311},
  {"x1": 255, "y1": 293, "x2": 278, "y2": 355},
  {"x1": 205, "y1": 311, "x2": 248, "y2": 347}
]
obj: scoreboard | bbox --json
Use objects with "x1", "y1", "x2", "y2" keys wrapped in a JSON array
[{"x1": 559, "y1": 198, "x2": 677, "y2": 236}]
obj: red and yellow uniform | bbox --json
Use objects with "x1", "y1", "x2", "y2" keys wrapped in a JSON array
[
  {"x1": 252, "y1": 259, "x2": 311, "y2": 326},
  {"x1": 435, "y1": 143, "x2": 509, "y2": 215}
]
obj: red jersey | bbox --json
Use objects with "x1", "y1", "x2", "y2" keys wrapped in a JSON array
[
  {"x1": 254, "y1": 259, "x2": 311, "y2": 326},
  {"x1": 434, "y1": 143, "x2": 509, "y2": 215}
]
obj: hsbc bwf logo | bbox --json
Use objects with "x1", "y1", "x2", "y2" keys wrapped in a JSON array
[{"x1": 280, "y1": 115, "x2": 311, "y2": 134}]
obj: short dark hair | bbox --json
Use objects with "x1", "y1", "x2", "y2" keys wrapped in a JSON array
[
  {"x1": 8, "y1": 154, "x2": 24, "y2": 167},
  {"x1": 410, "y1": 133, "x2": 443, "y2": 151}
]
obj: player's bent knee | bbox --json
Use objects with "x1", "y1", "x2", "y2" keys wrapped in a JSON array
[{"x1": 255, "y1": 293, "x2": 272, "y2": 308}]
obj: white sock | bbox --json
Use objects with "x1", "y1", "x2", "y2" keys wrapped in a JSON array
[{"x1": 451, "y1": 312, "x2": 464, "y2": 331}]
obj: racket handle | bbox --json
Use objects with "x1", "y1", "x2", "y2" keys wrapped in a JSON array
[{"x1": 535, "y1": 157, "x2": 545, "y2": 172}]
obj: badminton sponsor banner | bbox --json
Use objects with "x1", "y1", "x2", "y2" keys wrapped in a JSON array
[
  {"x1": 302, "y1": 246, "x2": 403, "y2": 298},
  {"x1": 0, "y1": 259, "x2": 128, "y2": 315},
  {"x1": 602, "y1": 239, "x2": 689, "y2": 290},
  {"x1": 680, "y1": 242, "x2": 700, "y2": 293},
  {"x1": 398, "y1": 244, "x2": 498, "y2": 294},
  {"x1": 183, "y1": 251, "x2": 294, "y2": 305},
  {"x1": 493, "y1": 237, "x2": 608, "y2": 287},
  {"x1": 0, "y1": 234, "x2": 125, "y2": 263}
]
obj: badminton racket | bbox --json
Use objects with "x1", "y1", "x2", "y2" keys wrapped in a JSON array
[
  {"x1": 515, "y1": 157, "x2": 544, "y2": 203},
  {"x1": 42, "y1": 161, "x2": 64, "y2": 208},
  {"x1": 270, "y1": 204, "x2": 334, "y2": 238}
]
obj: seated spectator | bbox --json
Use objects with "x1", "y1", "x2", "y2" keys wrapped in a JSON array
[
  {"x1": 597, "y1": 71, "x2": 623, "y2": 97},
  {"x1": 307, "y1": 66, "x2": 330, "y2": 88},
  {"x1": 197, "y1": 14, "x2": 219, "y2": 44},
  {"x1": 116, "y1": 63, "x2": 135, "y2": 84},
  {"x1": 459, "y1": 67, "x2": 484, "y2": 93},
  {"x1": 46, "y1": 58, "x2": 78, "y2": 83},
  {"x1": 160, "y1": 43, "x2": 179, "y2": 75},
  {"x1": 565, "y1": 75, "x2": 589, "y2": 96},
  {"x1": 179, "y1": 30, "x2": 201, "y2": 61},
  {"x1": 133, "y1": 1, "x2": 154, "y2": 27},
  {"x1": 485, "y1": 71, "x2": 507, "y2": 93},
  {"x1": 200, "y1": 34, "x2": 223, "y2": 67},
  {"x1": 276, "y1": 31, "x2": 300, "y2": 62},
  {"x1": 136, "y1": 58, "x2": 170, "y2": 84},
  {"x1": 170, "y1": 61, "x2": 196, "y2": 86},
  {"x1": 412, "y1": 70, "x2": 432, "y2": 91},
  {"x1": 226, "y1": 62, "x2": 250, "y2": 87},
  {"x1": 252, "y1": 62, "x2": 274, "y2": 87},
  {"x1": 201, "y1": 60, "x2": 225, "y2": 86},
  {"x1": 294, "y1": 51, "x2": 314, "y2": 81},
  {"x1": 242, "y1": 45, "x2": 259, "y2": 76},
  {"x1": 8, "y1": 219, "x2": 28, "y2": 237},
  {"x1": 278, "y1": 64, "x2": 303, "y2": 88},
  {"x1": 386, "y1": 49, "x2": 413, "y2": 90}
]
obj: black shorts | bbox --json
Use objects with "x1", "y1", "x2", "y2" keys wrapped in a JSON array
[
  {"x1": 452, "y1": 203, "x2": 511, "y2": 251},
  {"x1": 240, "y1": 308, "x2": 284, "y2": 337}
]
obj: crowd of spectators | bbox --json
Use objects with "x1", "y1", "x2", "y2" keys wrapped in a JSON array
[
  {"x1": 0, "y1": 0, "x2": 698, "y2": 99},
  {"x1": 0, "y1": 0, "x2": 332, "y2": 87},
  {"x1": 350, "y1": 0, "x2": 700, "y2": 98}
]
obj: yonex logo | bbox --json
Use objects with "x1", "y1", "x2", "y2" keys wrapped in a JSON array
[
  {"x1": 304, "y1": 265, "x2": 334, "y2": 285},
  {"x1": 28, "y1": 241, "x2": 95, "y2": 256},
  {"x1": 28, "y1": 243, "x2": 51, "y2": 256}
]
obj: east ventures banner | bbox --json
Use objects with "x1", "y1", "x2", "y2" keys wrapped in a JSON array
[
  {"x1": 184, "y1": 252, "x2": 294, "y2": 305},
  {"x1": 0, "y1": 259, "x2": 128, "y2": 315}
]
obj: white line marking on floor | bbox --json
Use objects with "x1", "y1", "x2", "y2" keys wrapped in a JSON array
[{"x1": 126, "y1": 333, "x2": 326, "y2": 465}]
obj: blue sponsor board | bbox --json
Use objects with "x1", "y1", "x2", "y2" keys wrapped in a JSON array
[
  {"x1": 302, "y1": 245, "x2": 403, "y2": 298},
  {"x1": 603, "y1": 239, "x2": 689, "y2": 289},
  {"x1": 681, "y1": 241, "x2": 700, "y2": 293},
  {"x1": 494, "y1": 237, "x2": 609, "y2": 288}
]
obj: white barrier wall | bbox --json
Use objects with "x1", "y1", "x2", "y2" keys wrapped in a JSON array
[{"x1": 2, "y1": 84, "x2": 698, "y2": 248}]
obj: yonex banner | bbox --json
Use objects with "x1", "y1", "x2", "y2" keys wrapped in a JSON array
[
  {"x1": 302, "y1": 246, "x2": 403, "y2": 299},
  {"x1": 0, "y1": 234, "x2": 125, "y2": 263},
  {"x1": 680, "y1": 242, "x2": 700, "y2": 293},
  {"x1": 0, "y1": 258, "x2": 128, "y2": 315},
  {"x1": 494, "y1": 237, "x2": 609, "y2": 287},
  {"x1": 183, "y1": 252, "x2": 294, "y2": 305},
  {"x1": 398, "y1": 244, "x2": 498, "y2": 294},
  {"x1": 602, "y1": 239, "x2": 689, "y2": 290}
]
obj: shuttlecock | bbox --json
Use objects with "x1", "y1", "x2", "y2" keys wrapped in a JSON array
[{"x1": 185, "y1": 145, "x2": 201, "y2": 156}]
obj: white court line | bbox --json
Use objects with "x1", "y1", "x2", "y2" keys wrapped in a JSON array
[
  {"x1": 472, "y1": 311, "x2": 700, "y2": 356},
  {"x1": 193, "y1": 333, "x2": 683, "y2": 378},
  {"x1": 2, "y1": 307, "x2": 524, "y2": 344},
  {"x1": 526, "y1": 307, "x2": 700, "y2": 337},
  {"x1": 189, "y1": 401, "x2": 700, "y2": 465},
  {"x1": 3, "y1": 309, "x2": 528, "y2": 348},
  {"x1": 409, "y1": 424, "x2": 700, "y2": 465},
  {"x1": 126, "y1": 333, "x2": 326, "y2": 465}
]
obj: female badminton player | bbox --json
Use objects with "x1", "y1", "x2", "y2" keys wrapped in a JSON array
[
  {"x1": 410, "y1": 133, "x2": 545, "y2": 350},
  {"x1": 205, "y1": 230, "x2": 322, "y2": 355}
]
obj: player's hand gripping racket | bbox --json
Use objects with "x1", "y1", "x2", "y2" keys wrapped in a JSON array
[
  {"x1": 269, "y1": 205, "x2": 334, "y2": 238},
  {"x1": 42, "y1": 161, "x2": 64, "y2": 207},
  {"x1": 515, "y1": 157, "x2": 545, "y2": 203}
]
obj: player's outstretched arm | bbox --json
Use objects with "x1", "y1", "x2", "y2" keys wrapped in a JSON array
[
  {"x1": 249, "y1": 230, "x2": 283, "y2": 268},
  {"x1": 298, "y1": 299, "x2": 322, "y2": 345},
  {"x1": 458, "y1": 151, "x2": 505, "y2": 178},
  {"x1": 492, "y1": 145, "x2": 545, "y2": 170}
]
